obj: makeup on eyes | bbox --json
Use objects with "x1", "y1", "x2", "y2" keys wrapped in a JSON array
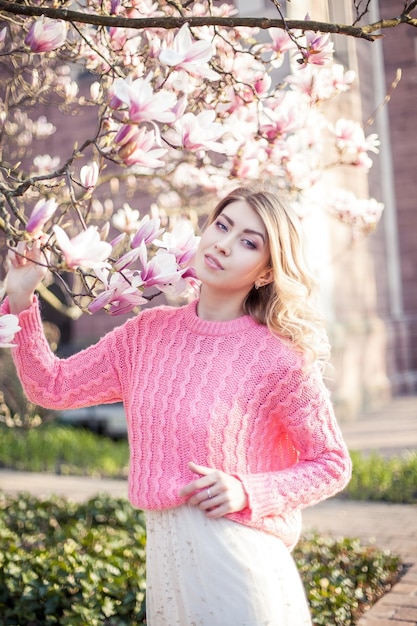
[{"x1": 219, "y1": 212, "x2": 266, "y2": 245}]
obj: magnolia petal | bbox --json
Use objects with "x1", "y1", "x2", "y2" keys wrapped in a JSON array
[{"x1": 159, "y1": 48, "x2": 186, "y2": 66}]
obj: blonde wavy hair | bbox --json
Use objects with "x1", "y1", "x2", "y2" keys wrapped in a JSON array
[{"x1": 207, "y1": 186, "x2": 330, "y2": 365}]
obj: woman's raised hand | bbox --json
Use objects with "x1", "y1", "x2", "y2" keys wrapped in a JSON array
[{"x1": 6, "y1": 238, "x2": 50, "y2": 314}]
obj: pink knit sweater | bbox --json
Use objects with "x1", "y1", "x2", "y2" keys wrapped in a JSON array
[{"x1": 3, "y1": 297, "x2": 351, "y2": 549}]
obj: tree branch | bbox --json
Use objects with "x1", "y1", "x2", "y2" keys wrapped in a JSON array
[
  {"x1": 0, "y1": 0, "x2": 379, "y2": 41},
  {"x1": 361, "y1": 12, "x2": 417, "y2": 34}
]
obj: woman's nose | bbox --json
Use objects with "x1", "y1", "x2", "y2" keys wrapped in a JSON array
[{"x1": 214, "y1": 238, "x2": 231, "y2": 255}]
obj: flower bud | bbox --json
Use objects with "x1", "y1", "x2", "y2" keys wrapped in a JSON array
[{"x1": 26, "y1": 198, "x2": 58, "y2": 236}]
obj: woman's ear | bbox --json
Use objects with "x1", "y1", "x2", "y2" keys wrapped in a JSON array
[{"x1": 257, "y1": 266, "x2": 274, "y2": 288}]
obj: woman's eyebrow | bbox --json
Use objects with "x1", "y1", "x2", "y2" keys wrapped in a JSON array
[{"x1": 221, "y1": 212, "x2": 266, "y2": 243}]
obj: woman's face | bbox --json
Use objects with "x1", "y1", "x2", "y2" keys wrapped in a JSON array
[{"x1": 194, "y1": 200, "x2": 272, "y2": 298}]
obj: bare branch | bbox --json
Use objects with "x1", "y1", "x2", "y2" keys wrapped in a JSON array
[
  {"x1": 1, "y1": 132, "x2": 99, "y2": 198},
  {"x1": 365, "y1": 68, "x2": 402, "y2": 127},
  {"x1": 352, "y1": 1, "x2": 372, "y2": 27}
]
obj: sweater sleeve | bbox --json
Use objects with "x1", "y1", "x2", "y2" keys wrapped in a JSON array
[
  {"x1": 233, "y1": 361, "x2": 352, "y2": 522},
  {"x1": 0, "y1": 297, "x2": 127, "y2": 411}
]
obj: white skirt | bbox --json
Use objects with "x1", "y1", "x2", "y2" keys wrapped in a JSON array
[{"x1": 145, "y1": 505, "x2": 312, "y2": 626}]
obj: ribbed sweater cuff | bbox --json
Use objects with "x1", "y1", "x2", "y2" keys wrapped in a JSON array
[{"x1": 235, "y1": 472, "x2": 282, "y2": 521}]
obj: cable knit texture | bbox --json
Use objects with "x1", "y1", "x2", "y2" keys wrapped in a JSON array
[{"x1": 2, "y1": 297, "x2": 351, "y2": 550}]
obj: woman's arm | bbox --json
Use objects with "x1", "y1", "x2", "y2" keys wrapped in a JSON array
[
  {"x1": 1, "y1": 296, "x2": 127, "y2": 411},
  {"x1": 233, "y1": 364, "x2": 352, "y2": 522},
  {"x1": 2, "y1": 239, "x2": 127, "y2": 410}
]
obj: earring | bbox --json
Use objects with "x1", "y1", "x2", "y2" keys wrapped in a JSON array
[{"x1": 254, "y1": 283, "x2": 259, "y2": 290}]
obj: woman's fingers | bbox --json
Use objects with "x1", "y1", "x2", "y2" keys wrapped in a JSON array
[{"x1": 179, "y1": 462, "x2": 248, "y2": 517}]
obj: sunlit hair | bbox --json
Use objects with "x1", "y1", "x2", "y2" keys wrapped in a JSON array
[{"x1": 207, "y1": 186, "x2": 330, "y2": 366}]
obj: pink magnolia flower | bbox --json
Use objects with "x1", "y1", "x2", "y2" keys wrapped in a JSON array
[
  {"x1": 112, "y1": 203, "x2": 142, "y2": 234},
  {"x1": 88, "y1": 269, "x2": 146, "y2": 315},
  {"x1": 33, "y1": 154, "x2": 61, "y2": 174},
  {"x1": 287, "y1": 64, "x2": 353, "y2": 105},
  {"x1": 230, "y1": 143, "x2": 265, "y2": 179},
  {"x1": 137, "y1": 241, "x2": 183, "y2": 288},
  {"x1": 254, "y1": 73, "x2": 272, "y2": 97},
  {"x1": 0, "y1": 314, "x2": 21, "y2": 348},
  {"x1": 80, "y1": 162, "x2": 99, "y2": 190},
  {"x1": 112, "y1": 248, "x2": 143, "y2": 272},
  {"x1": 131, "y1": 215, "x2": 164, "y2": 248},
  {"x1": 286, "y1": 64, "x2": 328, "y2": 102},
  {"x1": 330, "y1": 189, "x2": 384, "y2": 234},
  {"x1": 159, "y1": 23, "x2": 219, "y2": 80},
  {"x1": 260, "y1": 94, "x2": 302, "y2": 141},
  {"x1": 114, "y1": 123, "x2": 139, "y2": 147},
  {"x1": 263, "y1": 28, "x2": 294, "y2": 68},
  {"x1": 110, "y1": 0, "x2": 121, "y2": 15},
  {"x1": 357, "y1": 198, "x2": 384, "y2": 231},
  {"x1": 330, "y1": 64, "x2": 356, "y2": 92},
  {"x1": 25, "y1": 17, "x2": 67, "y2": 53},
  {"x1": 128, "y1": 0, "x2": 161, "y2": 17},
  {"x1": 111, "y1": 75, "x2": 177, "y2": 123},
  {"x1": 333, "y1": 118, "x2": 380, "y2": 169},
  {"x1": 53, "y1": 225, "x2": 112, "y2": 270},
  {"x1": 26, "y1": 197, "x2": 58, "y2": 236},
  {"x1": 90, "y1": 81, "x2": 102, "y2": 102},
  {"x1": 298, "y1": 31, "x2": 334, "y2": 68},
  {"x1": 171, "y1": 95, "x2": 188, "y2": 122},
  {"x1": 155, "y1": 220, "x2": 200, "y2": 265},
  {"x1": 32, "y1": 115, "x2": 56, "y2": 139},
  {"x1": 164, "y1": 110, "x2": 226, "y2": 153},
  {"x1": 115, "y1": 124, "x2": 167, "y2": 168}
]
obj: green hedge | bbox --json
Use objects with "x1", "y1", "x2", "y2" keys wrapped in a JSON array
[
  {"x1": 0, "y1": 492, "x2": 402, "y2": 626},
  {"x1": 0, "y1": 423, "x2": 129, "y2": 478},
  {"x1": 346, "y1": 450, "x2": 417, "y2": 503},
  {"x1": 0, "y1": 493, "x2": 146, "y2": 626},
  {"x1": 1, "y1": 423, "x2": 417, "y2": 504}
]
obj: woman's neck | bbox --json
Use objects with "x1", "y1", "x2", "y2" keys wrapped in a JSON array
[{"x1": 197, "y1": 287, "x2": 246, "y2": 322}]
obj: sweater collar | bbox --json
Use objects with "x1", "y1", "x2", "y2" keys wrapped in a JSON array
[{"x1": 183, "y1": 299, "x2": 259, "y2": 336}]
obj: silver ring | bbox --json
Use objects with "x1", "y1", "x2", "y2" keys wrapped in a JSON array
[{"x1": 207, "y1": 488, "x2": 212, "y2": 499}]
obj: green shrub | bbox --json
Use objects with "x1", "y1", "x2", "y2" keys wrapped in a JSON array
[
  {"x1": 0, "y1": 493, "x2": 402, "y2": 626},
  {"x1": 346, "y1": 451, "x2": 417, "y2": 504},
  {"x1": 0, "y1": 493, "x2": 146, "y2": 626},
  {"x1": 0, "y1": 423, "x2": 129, "y2": 478},
  {"x1": 294, "y1": 534, "x2": 402, "y2": 625}
]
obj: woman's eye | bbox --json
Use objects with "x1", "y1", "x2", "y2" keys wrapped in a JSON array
[
  {"x1": 243, "y1": 239, "x2": 256, "y2": 249},
  {"x1": 215, "y1": 220, "x2": 227, "y2": 231}
]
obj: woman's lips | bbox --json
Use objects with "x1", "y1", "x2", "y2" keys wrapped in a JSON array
[{"x1": 204, "y1": 254, "x2": 224, "y2": 270}]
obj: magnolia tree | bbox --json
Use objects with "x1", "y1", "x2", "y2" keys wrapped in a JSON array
[{"x1": 1, "y1": 0, "x2": 403, "y2": 348}]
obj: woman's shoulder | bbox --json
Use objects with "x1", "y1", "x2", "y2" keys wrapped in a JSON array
[
  {"x1": 258, "y1": 324, "x2": 302, "y2": 363},
  {"x1": 254, "y1": 325, "x2": 322, "y2": 383}
]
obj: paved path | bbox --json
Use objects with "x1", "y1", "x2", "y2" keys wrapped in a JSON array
[{"x1": 1, "y1": 394, "x2": 416, "y2": 625}]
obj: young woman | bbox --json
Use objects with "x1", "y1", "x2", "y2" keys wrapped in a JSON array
[{"x1": 3, "y1": 186, "x2": 351, "y2": 625}]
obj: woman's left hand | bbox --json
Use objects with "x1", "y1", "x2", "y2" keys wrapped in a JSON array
[{"x1": 179, "y1": 461, "x2": 248, "y2": 518}]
